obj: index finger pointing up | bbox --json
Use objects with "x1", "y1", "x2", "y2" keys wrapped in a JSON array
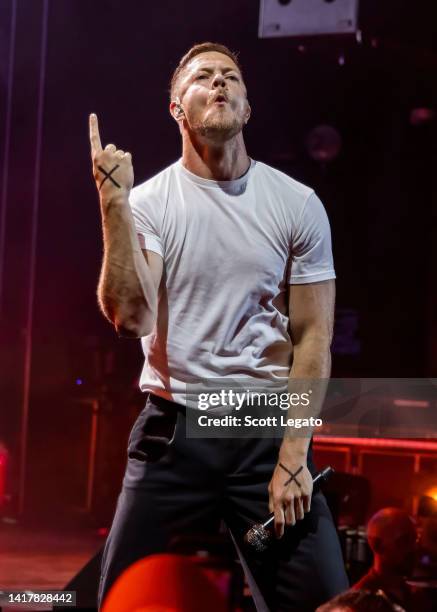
[{"x1": 89, "y1": 113, "x2": 102, "y2": 156}]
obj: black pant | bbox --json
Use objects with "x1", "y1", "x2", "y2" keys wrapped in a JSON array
[{"x1": 98, "y1": 393, "x2": 349, "y2": 611}]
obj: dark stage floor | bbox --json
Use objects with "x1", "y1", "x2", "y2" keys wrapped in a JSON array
[{"x1": 0, "y1": 518, "x2": 103, "y2": 611}]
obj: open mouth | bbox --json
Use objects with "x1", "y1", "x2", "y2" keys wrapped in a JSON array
[{"x1": 213, "y1": 94, "x2": 228, "y2": 104}]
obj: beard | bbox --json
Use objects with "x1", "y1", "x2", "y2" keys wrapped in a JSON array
[{"x1": 191, "y1": 106, "x2": 244, "y2": 142}]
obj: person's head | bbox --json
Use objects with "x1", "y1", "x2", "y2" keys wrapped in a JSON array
[
  {"x1": 101, "y1": 554, "x2": 227, "y2": 612},
  {"x1": 169, "y1": 42, "x2": 251, "y2": 144},
  {"x1": 316, "y1": 589, "x2": 405, "y2": 612},
  {"x1": 367, "y1": 508, "x2": 417, "y2": 576}
]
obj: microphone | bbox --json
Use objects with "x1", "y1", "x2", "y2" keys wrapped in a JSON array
[{"x1": 244, "y1": 466, "x2": 334, "y2": 552}]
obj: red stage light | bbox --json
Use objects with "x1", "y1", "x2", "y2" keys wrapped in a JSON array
[
  {"x1": 0, "y1": 444, "x2": 8, "y2": 507},
  {"x1": 314, "y1": 436, "x2": 437, "y2": 451}
]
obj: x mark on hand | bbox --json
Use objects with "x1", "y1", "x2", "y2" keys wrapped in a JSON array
[
  {"x1": 279, "y1": 463, "x2": 303, "y2": 488},
  {"x1": 97, "y1": 164, "x2": 121, "y2": 190}
]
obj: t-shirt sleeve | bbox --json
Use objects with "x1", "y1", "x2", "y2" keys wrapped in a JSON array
[
  {"x1": 129, "y1": 185, "x2": 164, "y2": 257},
  {"x1": 289, "y1": 191, "x2": 336, "y2": 284}
]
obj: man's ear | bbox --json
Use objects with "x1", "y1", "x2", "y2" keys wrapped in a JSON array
[
  {"x1": 170, "y1": 98, "x2": 185, "y2": 123},
  {"x1": 244, "y1": 101, "x2": 251, "y2": 125}
]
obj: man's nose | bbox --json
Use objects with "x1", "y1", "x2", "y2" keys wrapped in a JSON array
[{"x1": 212, "y1": 73, "x2": 226, "y2": 88}]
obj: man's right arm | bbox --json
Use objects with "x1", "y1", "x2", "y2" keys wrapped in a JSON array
[
  {"x1": 89, "y1": 113, "x2": 163, "y2": 338},
  {"x1": 97, "y1": 195, "x2": 163, "y2": 338}
]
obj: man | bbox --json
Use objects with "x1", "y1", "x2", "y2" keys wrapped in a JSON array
[
  {"x1": 90, "y1": 42, "x2": 348, "y2": 611},
  {"x1": 352, "y1": 508, "x2": 431, "y2": 611}
]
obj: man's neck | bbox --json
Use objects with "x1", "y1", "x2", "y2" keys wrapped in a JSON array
[
  {"x1": 373, "y1": 560, "x2": 406, "y2": 584},
  {"x1": 181, "y1": 132, "x2": 250, "y2": 181}
]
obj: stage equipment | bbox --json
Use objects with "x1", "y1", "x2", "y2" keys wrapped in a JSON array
[
  {"x1": 259, "y1": 0, "x2": 360, "y2": 39},
  {"x1": 313, "y1": 437, "x2": 437, "y2": 517}
]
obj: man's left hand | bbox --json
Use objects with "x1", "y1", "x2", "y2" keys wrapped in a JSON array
[{"x1": 268, "y1": 454, "x2": 313, "y2": 538}]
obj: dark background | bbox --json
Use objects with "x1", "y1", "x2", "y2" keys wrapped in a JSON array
[{"x1": 0, "y1": 0, "x2": 436, "y2": 520}]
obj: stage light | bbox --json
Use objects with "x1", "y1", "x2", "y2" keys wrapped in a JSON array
[
  {"x1": 393, "y1": 398, "x2": 430, "y2": 408},
  {"x1": 425, "y1": 487, "x2": 437, "y2": 503},
  {"x1": 259, "y1": 0, "x2": 360, "y2": 39}
]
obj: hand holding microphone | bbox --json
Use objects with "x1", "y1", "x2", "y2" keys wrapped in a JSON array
[{"x1": 244, "y1": 466, "x2": 334, "y2": 552}]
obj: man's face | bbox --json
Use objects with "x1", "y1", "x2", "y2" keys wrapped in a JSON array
[{"x1": 174, "y1": 51, "x2": 250, "y2": 142}]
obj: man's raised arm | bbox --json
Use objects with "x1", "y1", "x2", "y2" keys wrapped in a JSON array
[{"x1": 89, "y1": 113, "x2": 162, "y2": 338}]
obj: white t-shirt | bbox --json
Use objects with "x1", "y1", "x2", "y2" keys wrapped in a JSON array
[{"x1": 129, "y1": 158, "x2": 335, "y2": 406}]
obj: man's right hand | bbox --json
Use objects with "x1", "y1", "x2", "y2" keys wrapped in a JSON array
[{"x1": 89, "y1": 113, "x2": 134, "y2": 202}]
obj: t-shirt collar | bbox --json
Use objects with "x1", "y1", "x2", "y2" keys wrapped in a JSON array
[{"x1": 177, "y1": 157, "x2": 255, "y2": 192}]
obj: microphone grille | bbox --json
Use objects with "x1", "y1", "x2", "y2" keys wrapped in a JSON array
[{"x1": 244, "y1": 523, "x2": 271, "y2": 552}]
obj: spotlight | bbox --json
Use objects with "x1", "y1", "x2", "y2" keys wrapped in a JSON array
[
  {"x1": 259, "y1": 0, "x2": 360, "y2": 39},
  {"x1": 425, "y1": 487, "x2": 437, "y2": 503}
]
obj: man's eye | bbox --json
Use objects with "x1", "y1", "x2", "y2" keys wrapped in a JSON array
[
  {"x1": 228, "y1": 75, "x2": 239, "y2": 81},
  {"x1": 196, "y1": 74, "x2": 208, "y2": 80}
]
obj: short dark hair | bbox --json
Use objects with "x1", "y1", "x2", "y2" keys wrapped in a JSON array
[
  {"x1": 317, "y1": 589, "x2": 401, "y2": 612},
  {"x1": 169, "y1": 42, "x2": 243, "y2": 101}
]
